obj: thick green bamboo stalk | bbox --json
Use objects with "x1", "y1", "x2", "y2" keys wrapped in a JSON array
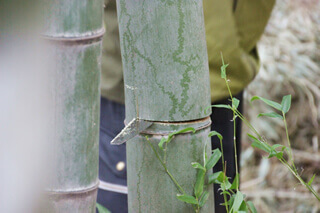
[
  {"x1": 127, "y1": 120, "x2": 214, "y2": 213},
  {"x1": 43, "y1": 1, "x2": 104, "y2": 212},
  {"x1": 115, "y1": 0, "x2": 214, "y2": 212},
  {"x1": 117, "y1": 0, "x2": 211, "y2": 122}
]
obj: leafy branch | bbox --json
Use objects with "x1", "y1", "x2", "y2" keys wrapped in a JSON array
[
  {"x1": 145, "y1": 128, "x2": 220, "y2": 213},
  {"x1": 208, "y1": 55, "x2": 320, "y2": 212},
  {"x1": 208, "y1": 131, "x2": 256, "y2": 213}
]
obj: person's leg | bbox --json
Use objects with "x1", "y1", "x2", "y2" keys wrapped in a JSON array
[
  {"x1": 97, "y1": 97, "x2": 128, "y2": 213},
  {"x1": 210, "y1": 92, "x2": 243, "y2": 213}
]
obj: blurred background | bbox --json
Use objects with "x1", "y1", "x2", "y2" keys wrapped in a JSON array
[
  {"x1": 241, "y1": 0, "x2": 320, "y2": 212},
  {"x1": 1, "y1": 0, "x2": 319, "y2": 212},
  {"x1": 0, "y1": 1, "x2": 50, "y2": 212}
]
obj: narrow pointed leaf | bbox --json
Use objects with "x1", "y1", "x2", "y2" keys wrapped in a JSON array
[
  {"x1": 251, "y1": 96, "x2": 282, "y2": 111},
  {"x1": 271, "y1": 144, "x2": 284, "y2": 149},
  {"x1": 194, "y1": 169, "x2": 205, "y2": 198},
  {"x1": 229, "y1": 173, "x2": 239, "y2": 190},
  {"x1": 247, "y1": 134, "x2": 271, "y2": 153},
  {"x1": 176, "y1": 194, "x2": 198, "y2": 205},
  {"x1": 281, "y1": 95, "x2": 291, "y2": 113},
  {"x1": 258, "y1": 112, "x2": 283, "y2": 119},
  {"x1": 239, "y1": 201, "x2": 248, "y2": 211},
  {"x1": 247, "y1": 134, "x2": 259, "y2": 141},
  {"x1": 158, "y1": 137, "x2": 167, "y2": 151},
  {"x1": 199, "y1": 191, "x2": 210, "y2": 207},
  {"x1": 208, "y1": 131, "x2": 223, "y2": 141},
  {"x1": 191, "y1": 162, "x2": 206, "y2": 171},
  {"x1": 308, "y1": 174, "x2": 316, "y2": 186},
  {"x1": 221, "y1": 66, "x2": 227, "y2": 79},
  {"x1": 247, "y1": 201, "x2": 257, "y2": 213},
  {"x1": 268, "y1": 151, "x2": 283, "y2": 159},
  {"x1": 220, "y1": 190, "x2": 232, "y2": 197},
  {"x1": 208, "y1": 171, "x2": 224, "y2": 184},
  {"x1": 282, "y1": 146, "x2": 290, "y2": 153},
  {"x1": 167, "y1": 127, "x2": 196, "y2": 143},
  {"x1": 212, "y1": 104, "x2": 232, "y2": 110},
  {"x1": 228, "y1": 194, "x2": 236, "y2": 206},
  {"x1": 161, "y1": 127, "x2": 196, "y2": 149},
  {"x1": 169, "y1": 127, "x2": 196, "y2": 137},
  {"x1": 203, "y1": 144, "x2": 208, "y2": 166},
  {"x1": 232, "y1": 97, "x2": 240, "y2": 109},
  {"x1": 220, "y1": 53, "x2": 228, "y2": 79},
  {"x1": 231, "y1": 191, "x2": 244, "y2": 212},
  {"x1": 205, "y1": 149, "x2": 221, "y2": 170},
  {"x1": 220, "y1": 180, "x2": 232, "y2": 191},
  {"x1": 251, "y1": 141, "x2": 271, "y2": 153},
  {"x1": 268, "y1": 144, "x2": 284, "y2": 159}
]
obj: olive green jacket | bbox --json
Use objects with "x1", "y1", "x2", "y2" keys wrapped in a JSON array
[{"x1": 101, "y1": 0, "x2": 275, "y2": 104}]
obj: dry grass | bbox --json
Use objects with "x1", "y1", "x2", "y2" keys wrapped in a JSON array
[{"x1": 241, "y1": 0, "x2": 320, "y2": 212}]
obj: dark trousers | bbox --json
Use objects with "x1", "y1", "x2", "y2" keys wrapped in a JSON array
[
  {"x1": 211, "y1": 92, "x2": 243, "y2": 213},
  {"x1": 97, "y1": 98, "x2": 127, "y2": 213},
  {"x1": 98, "y1": 92, "x2": 243, "y2": 213}
]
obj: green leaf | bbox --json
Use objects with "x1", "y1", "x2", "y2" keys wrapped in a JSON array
[
  {"x1": 159, "y1": 127, "x2": 196, "y2": 150},
  {"x1": 228, "y1": 193, "x2": 236, "y2": 206},
  {"x1": 169, "y1": 127, "x2": 196, "y2": 137},
  {"x1": 220, "y1": 53, "x2": 228, "y2": 79},
  {"x1": 247, "y1": 134, "x2": 259, "y2": 141},
  {"x1": 239, "y1": 201, "x2": 248, "y2": 212},
  {"x1": 167, "y1": 127, "x2": 196, "y2": 143},
  {"x1": 247, "y1": 201, "x2": 258, "y2": 213},
  {"x1": 212, "y1": 104, "x2": 231, "y2": 110},
  {"x1": 308, "y1": 174, "x2": 316, "y2": 186},
  {"x1": 247, "y1": 134, "x2": 271, "y2": 153},
  {"x1": 191, "y1": 162, "x2": 206, "y2": 171},
  {"x1": 281, "y1": 95, "x2": 292, "y2": 114},
  {"x1": 268, "y1": 144, "x2": 284, "y2": 159},
  {"x1": 176, "y1": 194, "x2": 198, "y2": 205},
  {"x1": 205, "y1": 149, "x2": 221, "y2": 170},
  {"x1": 220, "y1": 190, "x2": 232, "y2": 197},
  {"x1": 221, "y1": 68, "x2": 226, "y2": 79},
  {"x1": 96, "y1": 203, "x2": 111, "y2": 213},
  {"x1": 220, "y1": 180, "x2": 232, "y2": 191},
  {"x1": 251, "y1": 96, "x2": 282, "y2": 111},
  {"x1": 203, "y1": 144, "x2": 208, "y2": 166},
  {"x1": 258, "y1": 112, "x2": 283, "y2": 120},
  {"x1": 231, "y1": 191, "x2": 244, "y2": 212},
  {"x1": 158, "y1": 137, "x2": 167, "y2": 151},
  {"x1": 208, "y1": 171, "x2": 224, "y2": 184},
  {"x1": 208, "y1": 131, "x2": 223, "y2": 141},
  {"x1": 221, "y1": 65, "x2": 228, "y2": 79},
  {"x1": 281, "y1": 145, "x2": 290, "y2": 153},
  {"x1": 268, "y1": 151, "x2": 283, "y2": 159},
  {"x1": 251, "y1": 141, "x2": 270, "y2": 153},
  {"x1": 271, "y1": 144, "x2": 284, "y2": 150},
  {"x1": 199, "y1": 191, "x2": 210, "y2": 207},
  {"x1": 204, "y1": 105, "x2": 215, "y2": 114},
  {"x1": 232, "y1": 97, "x2": 240, "y2": 109},
  {"x1": 206, "y1": 149, "x2": 221, "y2": 170},
  {"x1": 229, "y1": 173, "x2": 239, "y2": 190},
  {"x1": 194, "y1": 169, "x2": 206, "y2": 198}
]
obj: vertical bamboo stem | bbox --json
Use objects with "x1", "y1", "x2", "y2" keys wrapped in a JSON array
[
  {"x1": 43, "y1": 1, "x2": 104, "y2": 212},
  {"x1": 116, "y1": 1, "x2": 214, "y2": 212}
]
